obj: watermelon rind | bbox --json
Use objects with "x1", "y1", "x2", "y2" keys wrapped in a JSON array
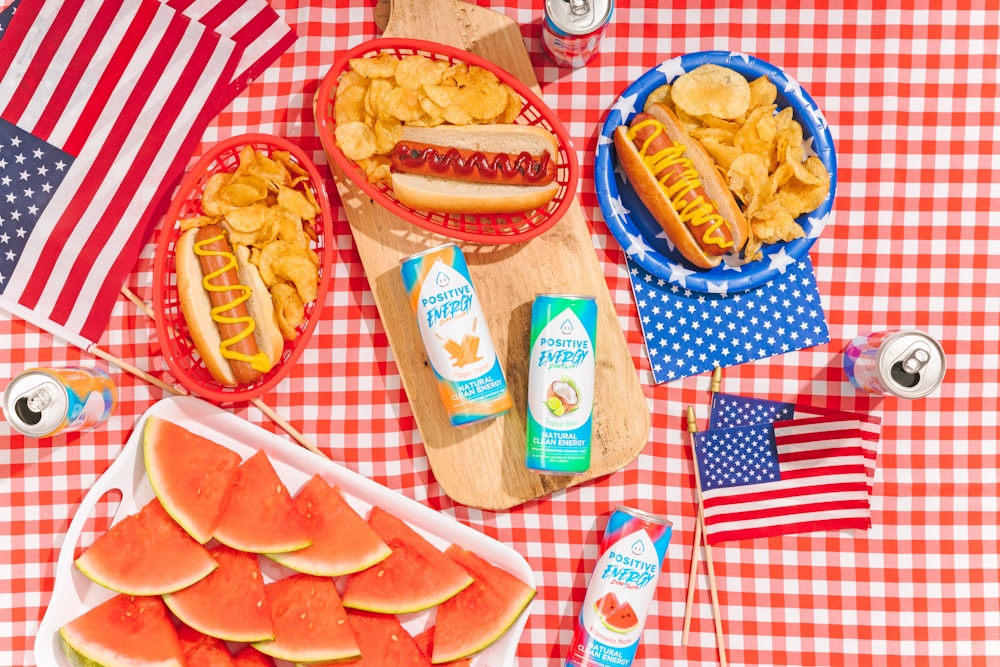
[
  {"x1": 74, "y1": 498, "x2": 218, "y2": 596},
  {"x1": 163, "y1": 545, "x2": 274, "y2": 643},
  {"x1": 341, "y1": 507, "x2": 473, "y2": 614},
  {"x1": 58, "y1": 595, "x2": 186, "y2": 667},
  {"x1": 143, "y1": 416, "x2": 242, "y2": 544},
  {"x1": 213, "y1": 450, "x2": 312, "y2": 554},
  {"x1": 266, "y1": 475, "x2": 391, "y2": 577},
  {"x1": 431, "y1": 545, "x2": 536, "y2": 664},
  {"x1": 252, "y1": 574, "x2": 360, "y2": 663}
]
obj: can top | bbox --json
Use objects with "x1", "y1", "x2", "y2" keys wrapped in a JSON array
[
  {"x1": 534, "y1": 293, "x2": 596, "y2": 301},
  {"x1": 615, "y1": 505, "x2": 673, "y2": 528},
  {"x1": 2, "y1": 370, "x2": 68, "y2": 437},
  {"x1": 878, "y1": 331, "x2": 946, "y2": 398},
  {"x1": 399, "y1": 242, "x2": 459, "y2": 266},
  {"x1": 544, "y1": 0, "x2": 613, "y2": 35}
]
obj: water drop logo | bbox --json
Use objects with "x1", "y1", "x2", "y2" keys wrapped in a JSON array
[
  {"x1": 631, "y1": 540, "x2": 645, "y2": 557},
  {"x1": 435, "y1": 270, "x2": 450, "y2": 288},
  {"x1": 561, "y1": 318, "x2": 574, "y2": 335}
]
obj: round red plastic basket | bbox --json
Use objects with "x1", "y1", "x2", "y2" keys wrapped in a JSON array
[
  {"x1": 152, "y1": 134, "x2": 334, "y2": 404},
  {"x1": 316, "y1": 38, "x2": 579, "y2": 244}
]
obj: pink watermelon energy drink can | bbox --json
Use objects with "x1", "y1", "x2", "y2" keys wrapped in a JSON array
[{"x1": 566, "y1": 506, "x2": 672, "y2": 667}]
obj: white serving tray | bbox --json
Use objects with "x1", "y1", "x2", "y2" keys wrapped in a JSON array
[{"x1": 34, "y1": 395, "x2": 534, "y2": 666}]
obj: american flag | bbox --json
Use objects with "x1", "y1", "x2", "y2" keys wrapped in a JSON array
[
  {"x1": 709, "y1": 392, "x2": 882, "y2": 495},
  {"x1": 0, "y1": 0, "x2": 294, "y2": 349},
  {"x1": 693, "y1": 416, "x2": 872, "y2": 545}
]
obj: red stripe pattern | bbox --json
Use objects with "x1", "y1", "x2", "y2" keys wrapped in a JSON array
[
  {"x1": 694, "y1": 416, "x2": 872, "y2": 545},
  {"x1": 0, "y1": 0, "x2": 294, "y2": 348}
]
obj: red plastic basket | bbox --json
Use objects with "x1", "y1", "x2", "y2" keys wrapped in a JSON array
[
  {"x1": 152, "y1": 134, "x2": 334, "y2": 404},
  {"x1": 316, "y1": 38, "x2": 579, "y2": 244}
]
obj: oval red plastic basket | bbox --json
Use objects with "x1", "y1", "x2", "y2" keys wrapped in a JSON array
[
  {"x1": 316, "y1": 38, "x2": 579, "y2": 244},
  {"x1": 152, "y1": 134, "x2": 334, "y2": 404}
]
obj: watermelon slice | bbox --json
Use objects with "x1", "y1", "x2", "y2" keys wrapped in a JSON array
[
  {"x1": 308, "y1": 611, "x2": 430, "y2": 667},
  {"x1": 143, "y1": 416, "x2": 242, "y2": 544},
  {"x1": 413, "y1": 627, "x2": 471, "y2": 667},
  {"x1": 232, "y1": 645, "x2": 277, "y2": 667},
  {"x1": 602, "y1": 602, "x2": 639, "y2": 633},
  {"x1": 431, "y1": 545, "x2": 536, "y2": 663},
  {"x1": 266, "y1": 474, "x2": 391, "y2": 576},
  {"x1": 59, "y1": 594, "x2": 186, "y2": 667},
  {"x1": 177, "y1": 624, "x2": 236, "y2": 667},
  {"x1": 213, "y1": 450, "x2": 312, "y2": 554},
  {"x1": 74, "y1": 498, "x2": 217, "y2": 595},
  {"x1": 163, "y1": 544, "x2": 274, "y2": 642},
  {"x1": 594, "y1": 591, "x2": 619, "y2": 618},
  {"x1": 252, "y1": 573, "x2": 361, "y2": 663},
  {"x1": 341, "y1": 506, "x2": 473, "y2": 614}
]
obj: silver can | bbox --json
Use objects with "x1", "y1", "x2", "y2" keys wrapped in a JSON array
[
  {"x1": 843, "y1": 330, "x2": 946, "y2": 399},
  {"x1": 2, "y1": 366, "x2": 117, "y2": 437},
  {"x1": 542, "y1": 0, "x2": 614, "y2": 68}
]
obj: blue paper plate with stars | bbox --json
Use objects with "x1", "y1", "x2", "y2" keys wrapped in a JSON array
[{"x1": 595, "y1": 51, "x2": 837, "y2": 294}]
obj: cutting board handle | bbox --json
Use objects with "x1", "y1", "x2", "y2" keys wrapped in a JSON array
[{"x1": 373, "y1": 0, "x2": 539, "y2": 90}]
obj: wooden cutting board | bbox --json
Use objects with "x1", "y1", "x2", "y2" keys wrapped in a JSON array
[{"x1": 325, "y1": 0, "x2": 649, "y2": 510}]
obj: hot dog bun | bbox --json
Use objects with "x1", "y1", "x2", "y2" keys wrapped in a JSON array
[
  {"x1": 175, "y1": 227, "x2": 284, "y2": 387},
  {"x1": 390, "y1": 124, "x2": 560, "y2": 215},
  {"x1": 614, "y1": 102, "x2": 749, "y2": 269}
]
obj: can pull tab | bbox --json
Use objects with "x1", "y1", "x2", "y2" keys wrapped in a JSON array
[
  {"x1": 14, "y1": 386, "x2": 54, "y2": 426},
  {"x1": 890, "y1": 345, "x2": 931, "y2": 388},
  {"x1": 568, "y1": 0, "x2": 591, "y2": 20}
]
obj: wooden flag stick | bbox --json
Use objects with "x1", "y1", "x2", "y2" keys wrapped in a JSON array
[
  {"x1": 683, "y1": 366, "x2": 723, "y2": 644},
  {"x1": 118, "y1": 286, "x2": 325, "y2": 458},
  {"x1": 686, "y1": 404, "x2": 727, "y2": 667}
]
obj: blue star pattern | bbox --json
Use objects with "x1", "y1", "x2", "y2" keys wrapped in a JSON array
[
  {"x1": 709, "y1": 393, "x2": 796, "y2": 429},
  {"x1": 0, "y1": 119, "x2": 74, "y2": 292},
  {"x1": 694, "y1": 423, "x2": 780, "y2": 491},
  {"x1": 628, "y1": 255, "x2": 830, "y2": 384},
  {"x1": 0, "y1": 0, "x2": 18, "y2": 33}
]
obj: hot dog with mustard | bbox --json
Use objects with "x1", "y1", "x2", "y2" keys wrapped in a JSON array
[
  {"x1": 614, "y1": 102, "x2": 749, "y2": 269},
  {"x1": 175, "y1": 223, "x2": 284, "y2": 387}
]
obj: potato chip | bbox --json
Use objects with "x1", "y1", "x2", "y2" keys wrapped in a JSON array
[
  {"x1": 777, "y1": 156, "x2": 831, "y2": 216},
  {"x1": 750, "y1": 200, "x2": 804, "y2": 245},
  {"x1": 748, "y1": 75, "x2": 778, "y2": 110},
  {"x1": 270, "y1": 282, "x2": 305, "y2": 340},
  {"x1": 496, "y1": 84, "x2": 523, "y2": 124},
  {"x1": 223, "y1": 203, "x2": 279, "y2": 246},
  {"x1": 384, "y1": 86, "x2": 426, "y2": 122},
  {"x1": 727, "y1": 152, "x2": 771, "y2": 210},
  {"x1": 201, "y1": 173, "x2": 235, "y2": 216},
  {"x1": 643, "y1": 83, "x2": 672, "y2": 111},
  {"x1": 394, "y1": 55, "x2": 446, "y2": 89},
  {"x1": 348, "y1": 52, "x2": 398, "y2": 79},
  {"x1": 335, "y1": 81, "x2": 368, "y2": 125},
  {"x1": 272, "y1": 252, "x2": 319, "y2": 303},
  {"x1": 277, "y1": 185, "x2": 318, "y2": 222},
  {"x1": 671, "y1": 64, "x2": 752, "y2": 120},
  {"x1": 373, "y1": 115, "x2": 403, "y2": 155},
  {"x1": 334, "y1": 121, "x2": 377, "y2": 161},
  {"x1": 221, "y1": 174, "x2": 269, "y2": 207},
  {"x1": 179, "y1": 215, "x2": 213, "y2": 231}
]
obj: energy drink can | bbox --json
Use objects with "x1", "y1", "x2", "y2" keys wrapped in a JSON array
[
  {"x1": 542, "y1": 0, "x2": 614, "y2": 68},
  {"x1": 400, "y1": 243, "x2": 512, "y2": 427},
  {"x1": 566, "y1": 506, "x2": 673, "y2": 667},
  {"x1": 525, "y1": 294, "x2": 596, "y2": 474},
  {"x1": 2, "y1": 366, "x2": 117, "y2": 438},
  {"x1": 843, "y1": 329, "x2": 946, "y2": 399}
]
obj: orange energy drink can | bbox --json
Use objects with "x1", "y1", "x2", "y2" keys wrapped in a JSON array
[
  {"x1": 2, "y1": 366, "x2": 117, "y2": 438},
  {"x1": 400, "y1": 243, "x2": 512, "y2": 427}
]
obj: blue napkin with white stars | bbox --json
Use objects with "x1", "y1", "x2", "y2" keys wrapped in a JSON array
[{"x1": 627, "y1": 256, "x2": 830, "y2": 383}]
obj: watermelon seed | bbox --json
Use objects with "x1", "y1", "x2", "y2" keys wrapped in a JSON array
[
  {"x1": 391, "y1": 634, "x2": 398, "y2": 642},
  {"x1": 276, "y1": 484, "x2": 282, "y2": 494},
  {"x1": 300, "y1": 613, "x2": 307, "y2": 620}
]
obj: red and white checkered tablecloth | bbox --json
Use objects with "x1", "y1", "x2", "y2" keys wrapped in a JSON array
[{"x1": 2, "y1": 1, "x2": 999, "y2": 665}]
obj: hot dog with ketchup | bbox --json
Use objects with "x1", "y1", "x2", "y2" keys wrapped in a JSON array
[
  {"x1": 175, "y1": 223, "x2": 284, "y2": 387},
  {"x1": 614, "y1": 102, "x2": 749, "y2": 269},
  {"x1": 389, "y1": 124, "x2": 560, "y2": 214}
]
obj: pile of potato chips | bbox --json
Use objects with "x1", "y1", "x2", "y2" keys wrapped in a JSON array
[
  {"x1": 180, "y1": 146, "x2": 322, "y2": 340},
  {"x1": 333, "y1": 51, "x2": 523, "y2": 185},
  {"x1": 645, "y1": 63, "x2": 832, "y2": 261}
]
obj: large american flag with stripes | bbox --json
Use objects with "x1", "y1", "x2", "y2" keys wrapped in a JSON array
[
  {"x1": 693, "y1": 415, "x2": 872, "y2": 545},
  {"x1": 0, "y1": 0, "x2": 294, "y2": 348}
]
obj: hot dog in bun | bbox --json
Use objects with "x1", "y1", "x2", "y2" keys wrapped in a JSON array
[
  {"x1": 389, "y1": 124, "x2": 560, "y2": 214},
  {"x1": 175, "y1": 223, "x2": 284, "y2": 386},
  {"x1": 614, "y1": 102, "x2": 749, "y2": 269}
]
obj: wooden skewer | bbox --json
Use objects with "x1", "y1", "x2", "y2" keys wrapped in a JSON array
[
  {"x1": 686, "y1": 404, "x2": 727, "y2": 667},
  {"x1": 683, "y1": 366, "x2": 724, "y2": 644},
  {"x1": 118, "y1": 286, "x2": 325, "y2": 458}
]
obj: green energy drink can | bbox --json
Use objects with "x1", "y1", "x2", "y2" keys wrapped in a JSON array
[{"x1": 525, "y1": 294, "x2": 597, "y2": 474}]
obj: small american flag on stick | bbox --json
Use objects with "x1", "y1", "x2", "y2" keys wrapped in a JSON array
[{"x1": 693, "y1": 415, "x2": 872, "y2": 545}]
